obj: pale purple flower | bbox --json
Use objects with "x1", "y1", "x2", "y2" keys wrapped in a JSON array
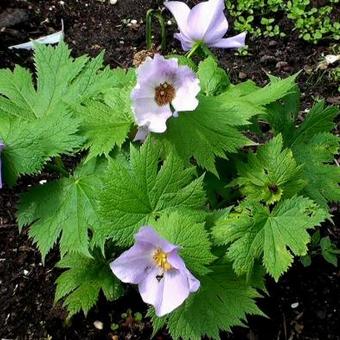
[
  {"x1": 0, "y1": 141, "x2": 4, "y2": 189},
  {"x1": 165, "y1": 0, "x2": 247, "y2": 51},
  {"x1": 110, "y1": 226, "x2": 200, "y2": 316},
  {"x1": 131, "y1": 54, "x2": 200, "y2": 140}
]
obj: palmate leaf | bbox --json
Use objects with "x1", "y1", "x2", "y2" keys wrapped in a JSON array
[
  {"x1": 0, "y1": 113, "x2": 83, "y2": 185},
  {"x1": 95, "y1": 137, "x2": 206, "y2": 248},
  {"x1": 231, "y1": 135, "x2": 306, "y2": 204},
  {"x1": 156, "y1": 73, "x2": 298, "y2": 174},
  {"x1": 17, "y1": 159, "x2": 104, "y2": 259},
  {"x1": 293, "y1": 132, "x2": 340, "y2": 208},
  {"x1": 148, "y1": 264, "x2": 263, "y2": 340},
  {"x1": 0, "y1": 42, "x2": 120, "y2": 184},
  {"x1": 75, "y1": 97, "x2": 133, "y2": 160},
  {"x1": 55, "y1": 251, "x2": 123, "y2": 316},
  {"x1": 70, "y1": 68, "x2": 135, "y2": 160},
  {"x1": 212, "y1": 196, "x2": 328, "y2": 281},
  {"x1": 267, "y1": 100, "x2": 340, "y2": 207}
]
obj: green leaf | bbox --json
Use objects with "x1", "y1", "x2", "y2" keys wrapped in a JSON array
[
  {"x1": 288, "y1": 101, "x2": 339, "y2": 146},
  {"x1": 293, "y1": 132, "x2": 340, "y2": 208},
  {"x1": 95, "y1": 137, "x2": 206, "y2": 247},
  {"x1": 75, "y1": 98, "x2": 133, "y2": 160},
  {"x1": 212, "y1": 196, "x2": 328, "y2": 281},
  {"x1": 198, "y1": 57, "x2": 230, "y2": 96},
  {"x1": 0, "y1": 113, "x2": 83, "y2": 185},
  {"x1": 55, "y1": 251, "x2": 123, "y2": 316},
  {"x1": 149, "y1": 264, "x2": 263, "y2": 340},
  {"x1": 151, "y1": 212, "x2": 215, "y2": 275},
  {"x1": 242, "y1": 73, "x2": 299, "y2": 106},
  {"x1": 156, "y1": 74, "x2": 297, "y2": 174},
  {"x1": 231, "y1": 135, "x2": 306, "y2": 204},
  {"x1": 17, "y1": 159, "x2": 104, "y2": 259},
  {"x1": 0, "y1": 42, "x2": 123, "y2": 184},
  {"x1": 266, "y1": 100, "x2": 340, "y2": 207}
]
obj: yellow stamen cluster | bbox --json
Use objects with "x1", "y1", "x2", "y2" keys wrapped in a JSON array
[
  {"x1": 154, "y1": 82, "x2": 176, "y2": 106},
  {"x1": 153, "y1": 248, "x2": 172, "y2": 271}
]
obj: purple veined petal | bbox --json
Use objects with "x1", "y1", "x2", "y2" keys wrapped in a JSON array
[
  {"x1": 172, "y1": 67, "x2": 200, "y2": 112},
  {"x1": 110, "y1": 242, "x2": 154, "y2": 284},
  {"x1": 134, "y1": 126, "x2": 150, "y2": 142},
  {"x1": 167, "y1": 250, "x2": 200, "y2": 292},
  {"x1": 203, "y1": 11, "x2": 229, "y2": 44},
  {"x1": 164, "y1": 1, "x2": 191, "y2": 39},
  {"x1": 132, "y1": 97, "x2": 173, "y2": 133},
  {"x1": 187, "y1": 0, "x2": 226, "y2": 41},
  {"x1": 210, "y1": 31, "x2": 247, "y2": 49},
  {"x1": 156, "y1": 269, "x2": 192, "y2": 316},
  {"x1": 135, "y1": 226, "x2": 178, "y2": 254},
  {"x1": 138, "y1": 266, "x2": 164, "y2": 311},
  {"x1": 0, "y1": 142, "x2": 4, "y2": 189},
  {"x1": 174, "y1": 32, "x2": 193, "y2": 52},
  {"x1": 185, "y1": 268, "x2": 200, "y2": 292}
]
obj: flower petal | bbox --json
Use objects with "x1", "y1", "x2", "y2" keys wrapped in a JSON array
[
  {"x1": 187, "y1": 0, "x2": 226, "y2": 41},
  {"x1": 172, "y1": 67, "x2": 200, "y2": 112},
  {"x1": 210, "y1": 31, "x2": 247, "y2": 49},
  {"x1": 136, "y1": 226, "x2": 178, "y2": 253},
  {"x1": 174, "y1": 32, "x2": 193, "y2": 51},
  {"x1": 110, "y1": 242, "x2": 154, "y2": 284},
  {"x1": 132, "y1": 98, "x2": 173, "y2": 133},
  {"x1": 138, "y1": 266, "x2": 164, "y2": 309},
  {"x1": 134, "y1": 126, "x2": 149, "y2": 142},
  {"x1": 167, "y1": 251, "x2": 200, "y2": 293},
  {"x1": 203, "y1": 11, "x2": 228, "y2": 44},
  {"x1": 156, "y1": 270, "x2": 191, "y2": 316},
  {"x1": 164, "y1": 1, "x2": 191, "y2": 38}
]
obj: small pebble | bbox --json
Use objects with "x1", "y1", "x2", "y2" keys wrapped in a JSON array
[
  {"x1": 291, "y1": 302, "x2": 299, "y2": 309},
  {"x1": 130, "y1": 19, "x2": 137, "y2": 25},
  {"x1": 94, "y1": 320, "x2": 104, "y2": 330},
  {"x1": 276, "y1": 61, "x2": 288, "y2": 69},
  {"x1": 167, "y1": 20, "x2": 172, "y2": 25},
  {"x1": 39, "y1": 179, "x2": 47, "y2": 185},
  {"x1": 238, "y1": 72, "x2": 247, "y2": 80},
  {"x1": 109, "y1": 0, "x2": 118, "y2": 4},
  {"x1": 23, "y1": 269, "x2": 29, "y2": 276}
]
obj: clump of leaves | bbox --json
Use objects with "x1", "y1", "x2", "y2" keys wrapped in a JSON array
[{"x1": 0, "y1": 42, "x2": 337, "y2": 340}]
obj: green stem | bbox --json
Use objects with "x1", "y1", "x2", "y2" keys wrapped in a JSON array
[
  {"x1": 145, "y1": 10, "x2": 167, "y2": 51},
  {"x1": 186, "y1": 41, "x2": 202, "y2": 59},
  {"x1": 54, "y1": 156, "x2": 69, "y2": 177}
]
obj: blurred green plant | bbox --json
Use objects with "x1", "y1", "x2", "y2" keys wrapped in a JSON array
[
  {"x1": 301, "y1": 230, "x2": 340, "y2": 267},
  {"x1": 226, "y1": 0, "x2": 340, "y2": 43}
]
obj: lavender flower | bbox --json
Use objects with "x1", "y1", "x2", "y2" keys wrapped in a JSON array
[
  {"x1": 110, "y1": 226, "x2": 200, "y2": 316},
  {"x1": 131, "y1": 54, "x2": 200, "y2": 140},
  {"x1": 0, "y1": 141, "x2": 4, "y2": 189},
  {"x1": 165, "y1": 0, "x2": 247, "y2": 51}
]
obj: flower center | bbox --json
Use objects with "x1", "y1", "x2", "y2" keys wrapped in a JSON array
[
  {"x1": 154, "y1": 82, "x2": 176, "y2": 106},
  {"x1": 153, "y1": 248, "x2": 172, "y2": 271}
]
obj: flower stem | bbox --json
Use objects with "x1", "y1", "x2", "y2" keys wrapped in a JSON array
[
  {"x1": 146, "y1": 9, "x2": 166, "y2": 51},
  {"x1": 54, "y1": 156, "x2": 69, "y2": 177},
  {"x1": 186, "y1": 41, "x2": 202, "y2": 59}
]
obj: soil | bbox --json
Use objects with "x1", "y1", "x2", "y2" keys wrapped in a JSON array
[{"x1": 0, "y1": 0, "x2": 339, "y2": 339}]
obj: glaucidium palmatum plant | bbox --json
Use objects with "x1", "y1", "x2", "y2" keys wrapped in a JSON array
[{"x1": 0, "y1": 0, "x2": 338, "y2": 339}]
